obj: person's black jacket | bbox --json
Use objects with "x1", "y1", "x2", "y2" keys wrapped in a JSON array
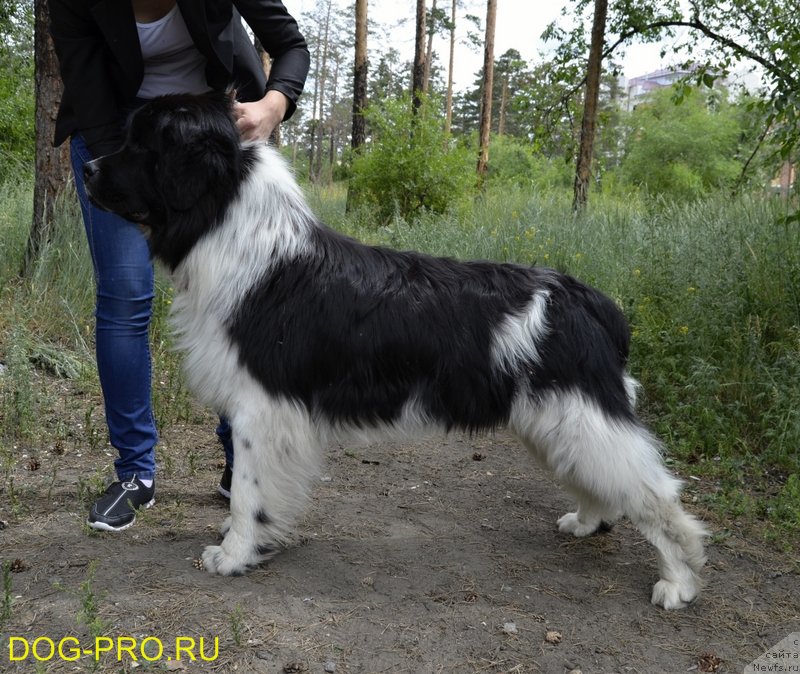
[{"x1": 49, "y1": 0, "x2": 310, "y2": 158}]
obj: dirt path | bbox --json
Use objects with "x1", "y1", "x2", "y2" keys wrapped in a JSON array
[{"x1": 2, "y1": 425, "x2": 798, "y2": 673}]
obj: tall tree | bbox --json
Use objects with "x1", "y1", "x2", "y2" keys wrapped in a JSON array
[
  {"x1": 347, "y1": 0, "x2": 368, "y2": 213},
  {"x1": 24, "y1": 0, "x2": 70, "y2": 276},
  {"x1": 423, "y1": 0, "x2": 436, "y2": 92},
  {"x1": 412, "y1": 0, "x2": 426, "y2": 111},
  {"x1": 475, "y1": 0, "x2": 497, "y2": 183},
  {"x1": 444, "y1": 0, "x2": 457, "y2": 134},
  {"x1": 350, "y1": 0, "x2": 368, "y2": 152},
  {"x1": 572, "y1": 0, "x2": 607, "y2": 212},
  {"x1": 313, "y1": 0, "x2": 333, "y2": 181}
]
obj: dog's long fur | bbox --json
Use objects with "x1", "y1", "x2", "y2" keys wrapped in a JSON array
[{"x1": 85, "y1": 92, "x2": 707, "y2": 609}]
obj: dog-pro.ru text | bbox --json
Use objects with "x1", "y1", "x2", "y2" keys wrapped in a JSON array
[{"x1": 7, "y1": 635, "x2": 219, "y2": 664}]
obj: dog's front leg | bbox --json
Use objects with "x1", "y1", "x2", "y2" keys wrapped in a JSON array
[{"x1": 202, "y1": 397, "x2": 321, "y2": 575}]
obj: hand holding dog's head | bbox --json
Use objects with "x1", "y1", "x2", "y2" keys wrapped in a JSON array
[
  {"x1": 85, "y1": 91, "x2": 242, "y2": 221},
  {"x1": 84, "y1": 91, "x2": 245, "y2": 268}
]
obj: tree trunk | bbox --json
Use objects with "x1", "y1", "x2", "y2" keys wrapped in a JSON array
[
  {"x1": 444, "y1": 0, "x2": 456, "y2": 135},
  {"x1": 572, "y1": 0, "x2": 608, "y2": 212},
  {"x1": 497, "y1": 72, "x2": 508, "y2": 135},
  {"x1": 328, "y1": 56, "x2": 339, "y2": 173},
  {"x1": 24, "y1": 0, "x2": 70, "y2": 277},
  {"x1": 779, "y1": 160, "x2": 793, "y2": 203},
  {"x1": 475, "y1": 0, "x2": 496, "y2": 184},
  {"x1": 350, "y1": 0, "x2": 368, "y2": 151},
  {"x1": 308, "y1": 31, "x2": 321, "y2": 180},
  {"x1": 346, "y1": 0, "x2": 368, "y2": 213},
  {"x1": 423, "y1": 0, "x2": 437, "y2": 93},
  {"x1": 314, "y1": 0, "x2": 333, "y2": 182},
  {"x1": 412, "y1": 0, "x2": 426, "y2": 111}
]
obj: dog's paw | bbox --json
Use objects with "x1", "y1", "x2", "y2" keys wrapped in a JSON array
[
  {"x1": 557, "y1": 512, "x2": 600, "y2": 537},
  {"x1": 651, "y1": 579, "x2": 698, "y2": 610},
  {"x1": 201, "y1": 545, "x2": 249, "y2": 576},
  {"x1": 219, "y1": 516, "x2": 232, "y2": 536}
]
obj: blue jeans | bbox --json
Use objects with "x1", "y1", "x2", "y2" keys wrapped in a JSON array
[{"x1": 70, "y1": 133, "x2": 233, "y2": 480}]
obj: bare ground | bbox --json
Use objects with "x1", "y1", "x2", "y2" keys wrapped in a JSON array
[{"x1": 1, "y1": 396, "x2": 799, "y2": 674}]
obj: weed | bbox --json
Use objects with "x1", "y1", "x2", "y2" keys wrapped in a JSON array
[
  {"x1": 229, "y1": 604, "x2": 246, "y2": 647},
  {"x1": 76, "y1": 471, "x2": 107, "y2": 507},
  {"x1": 1, "y1": 559, "x2": 12, "y2": 629},
  {"x1": 78, "y1": 562, "x2": 109, "y2": 638}
]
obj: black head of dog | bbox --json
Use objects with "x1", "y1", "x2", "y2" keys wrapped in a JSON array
[{"x1": 84, "y1": 91, "x2": 249, "y2": 269}]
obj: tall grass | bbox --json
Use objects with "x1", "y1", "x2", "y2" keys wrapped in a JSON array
[{"x1": 2, "y1": 177, "x2": 798, "y2": 543}]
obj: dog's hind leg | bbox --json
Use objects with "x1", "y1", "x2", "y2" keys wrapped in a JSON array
[
  {"x1": 511, "y1": 393, "x2": 707, "y2": 609},
  {"x1": 555, "y1": 488, "x2": 617, "y2": 537},
  {"x1": 202, "y1": 394, "x2": 321, "y2": 576}
]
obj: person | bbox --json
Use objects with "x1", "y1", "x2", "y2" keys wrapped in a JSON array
[{"x1": 48, "y1": 0, "x2": 310, "y2": 532}]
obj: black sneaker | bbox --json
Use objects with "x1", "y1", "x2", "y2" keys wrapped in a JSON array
[
  {"x1": 218, "y1": 465, "x2": 232, "y2": 500},
  {"x1": 87, "y1": 476, "x2": 155, "y2": 532}
]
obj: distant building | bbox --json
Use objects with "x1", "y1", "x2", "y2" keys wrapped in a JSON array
[{"x1": 623, "y1": 67, "x2": 696, "y2": 111}]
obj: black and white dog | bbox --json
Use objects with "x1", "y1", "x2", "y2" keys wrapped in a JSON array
[{"x1": 85, "y1": 92, "x2": 706, "y2": 609}]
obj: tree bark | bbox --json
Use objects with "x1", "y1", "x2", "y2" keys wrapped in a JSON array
[
  {"x1": 572, "y1": 0, "x2": 608, "y2": 212},
  {"x1": 475, "y1": 0, "x2": 496, "y2": 184},
  {"x1": 412, "y1": 0, "x2": 426, "y2": 112},
  {"x1": 444, "y1": 0, "x2": 456, "y2": 135},
  {"x1": 423, "y1": 0, "x2": 436, "y2": 93},
  {"x1": 498, "y1": 72, "x2": 508, "y2": 135},
  {"x1": 24, "y1": 0, "x2": 70, "y2": 277},
  {"x1": 346, "y1": 0, "x2": 368, "y2": 213},
  {"x1": 351, "y1": 0, "x2": 368, "y2": 151},
  {"x1": 307, "y1": 28, "x2": 321, "y2": 181},
  {"x1": 313, "y1": 0, "x2": 333, "y2": 182}
]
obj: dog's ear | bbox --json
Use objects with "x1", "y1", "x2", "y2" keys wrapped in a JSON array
[{"x1": 157, "y1": 130, "x2": 236, "y2": 212}]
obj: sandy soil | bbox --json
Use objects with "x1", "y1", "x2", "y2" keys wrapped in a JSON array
[{"x1": 1, "y1": 406, "x2": 798, "y2": 674}]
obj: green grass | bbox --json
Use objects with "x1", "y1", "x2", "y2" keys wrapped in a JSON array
[{"x1": 2, "y1": 177, "x2": 798, "y2": 548}]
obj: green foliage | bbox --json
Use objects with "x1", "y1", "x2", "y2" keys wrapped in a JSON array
[
  {"x1": 617, "y1": 87, "x2": 745, "y2": 199},
  {"x1": 548, "y1": 0, "x2": 800, "y2": 199},
  {"x1": 484, "y1": 134, "x2": 572, "y2": 190},
  {"x1": 349, "y1": 94, "x2": 474, "y2": 222},
  {"x1": 1, "y1": 560, "x2": 12, "y2": 629},
  {"x1": 0, "y1": 0, "x2": 34, "y2": 180}
]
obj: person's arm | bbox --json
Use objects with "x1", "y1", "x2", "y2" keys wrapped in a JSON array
[
  {"x1": 48, "y1": 0, "x2": 128, "y2": 157},
  {"x1": 233, "y1": 0, "x2": 310, "y2": 140}
]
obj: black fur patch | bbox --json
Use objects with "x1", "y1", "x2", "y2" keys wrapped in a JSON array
[{"x1": 227, "y1": 225, "x2": 634, "y2": 428}]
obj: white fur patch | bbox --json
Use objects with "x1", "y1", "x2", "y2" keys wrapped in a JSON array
[{"x1": 490, "y1": 291, "x2": 549, "y2": 374}]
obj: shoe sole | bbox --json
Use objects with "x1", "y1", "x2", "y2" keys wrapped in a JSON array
[
  {"x1": 87, "y1": 498, "x2": 155, "y2": 532},
  {"x1": 217, "y1": 485, "x2": 231, "y2": 500}
]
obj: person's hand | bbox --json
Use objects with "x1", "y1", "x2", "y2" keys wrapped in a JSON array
[{"x1": 233, "y1": 90, "x2": 290, "y2": 141}]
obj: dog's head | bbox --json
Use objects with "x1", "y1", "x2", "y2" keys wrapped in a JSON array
[{"x1": 85, "y1": 91, "x2": 246, "y2": 268}]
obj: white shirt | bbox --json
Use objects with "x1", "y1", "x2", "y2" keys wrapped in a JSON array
[{"x1": 136, "y1": 4, "x2": 212, "y2": 99}]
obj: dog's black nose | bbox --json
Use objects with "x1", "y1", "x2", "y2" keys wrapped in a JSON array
[{"x1": 83, "y1": 161, "x2": 99, "y2": 181}]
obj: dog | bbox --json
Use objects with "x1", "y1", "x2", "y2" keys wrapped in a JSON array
[{"x1": 84, "y1": 92, "x2": 707, "y2": 609}]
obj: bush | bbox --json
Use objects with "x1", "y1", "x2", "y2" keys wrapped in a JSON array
[
  {"x1": 349, "y1": 94, "x2": 474, "y2": 222},
  {"x1": 617, "y1": 87, "x2": 744, "y2": 200},
  {"x1": 484, "y1": 134, "x2": 572, "y2": 190}
]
